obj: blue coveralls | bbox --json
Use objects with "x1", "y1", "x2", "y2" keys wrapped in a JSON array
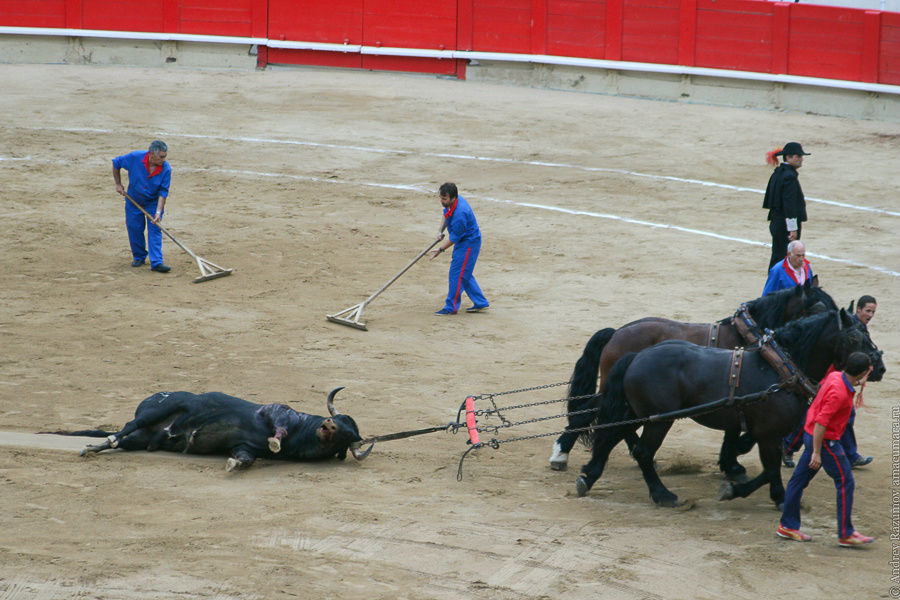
[
  {"x1": 441, "y1": 196, "x2": 488, "y2": 313},
  {"x1": 112, "y1": 151, "x2": 171, "y2": 267}
]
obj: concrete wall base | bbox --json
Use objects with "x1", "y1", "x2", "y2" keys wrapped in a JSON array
[
  {"x1": 0, "y1": 35, "x2": 258, "y2": 69},
  {"x1": 465, "y1": 61, "x2": 900, "y2": 122}
]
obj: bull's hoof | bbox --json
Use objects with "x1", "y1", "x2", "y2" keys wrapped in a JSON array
[
  {"x1": 575, "y1": 476, "x2": 590, "y2": 497},
  {"x1": 718, "y1": 481, "x2": 735, "y2": 501},
  {"x1": 267, "y1": 437, "x2": 281, "y2": 453},
  {"x1": 107, "y1": 435, "x2": 119, "y2": 448},
  {"x1": 225, "y1": 458, "x2": 240, "y2": 472},
  {"x1": 550, "y1": 460, "x2": 568, "y2": 472}
]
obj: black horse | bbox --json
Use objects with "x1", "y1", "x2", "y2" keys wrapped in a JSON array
[
  {"x1": 573, "y1": 309, "x2": 884, "y2": 508},
  {"x1": 549, "y1": 283, "x2": 837, "y2": 472}
]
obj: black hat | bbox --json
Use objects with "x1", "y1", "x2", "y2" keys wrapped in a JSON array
[{"x1": 778, "y1": 142, "x2": 810, "y2": 156}]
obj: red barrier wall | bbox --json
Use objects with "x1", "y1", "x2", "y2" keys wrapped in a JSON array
[{"x1": 2, "y1": 0, "x2": 899, "y2": 86}]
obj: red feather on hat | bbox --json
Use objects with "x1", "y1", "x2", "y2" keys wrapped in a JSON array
[{"x1": 766, "y1": 148, "x2": 782, "y2": 166}]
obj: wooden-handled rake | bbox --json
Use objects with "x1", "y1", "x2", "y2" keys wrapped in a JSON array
[{"x1": 124, "y1": 193, "x2": 233, "y2": 283}]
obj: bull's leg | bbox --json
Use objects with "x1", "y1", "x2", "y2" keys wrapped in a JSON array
[
  {"x1": 575, "y1": 424, "x2": 636, "y2": 496},
  {"x1": 268, "y1": 426, "x2": 288, "y2": 453},
  {"x1": 718, "y1": 429, "x2": 749, "y2": 482},
  {"x1": 718, "y1": 439, "x2": 784, "y2": 508},
  {"x1": 225, "y1": 446, "x2": 257, "y2": 472},
  {"x1": 633, "y1": 422, "x2": 679, "y2": 507}
]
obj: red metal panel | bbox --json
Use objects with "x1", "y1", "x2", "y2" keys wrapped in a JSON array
[
  {"x1": 531, "y1": 0, "x2": 547, "y2": 54},
  {"x1": 605, "y1": 0, "x2": 622, "y2": 60},
  {"x1": 787, "y1": 5, "x2": 865, "y2": 80},
  {"x1": 0, "y1": 0, "x2": 67, "y2": 27},
  {"x1": 250, "y1": 0, "x2": 266, "y2": 38},
  {"x1": 547, "y1": 0, "x2": 605, "y2": 59},
  {"x1": 362, "y1": 0, "x2": 457, "y2": 49},
  {"x1": 178, "y1": 0, "x2": 254, "y2": 36},
  {"x1": 677, "y1": 0, "x2": 696, "y2": 66},
  {"x1": 267, "y1": 48, "x2": 362, "y2": 68},
  {"x1": 880, "y1": 13, "x2": 900, "y2": 85},
  {"x1": 65, "y1": 0, "x2": 81, "y2": 28},
  {"x1": 458, "y1": 0, "x2": 474, "y2": 50},
  {"x1": 621, "y1": 0, "x2": 680, "y2": 64},
  {"x1": 81, "y1": 0, "x2": 165, "y2": 31},
  {"x1": 471, "y1": 0, "x2": 532, "y2": 53},
  {"x1": 694, "y1": 0, "x2": 774, "y2": 73},
  {"x1": 268, "y1": 0, "x2": 363, "y2": 44},
  {"x1": 362, "y1": 55, "x2": 458, "y2": 74},
  {"x1": 771, "y1": 2, "x2": 789, "y2": 74}
]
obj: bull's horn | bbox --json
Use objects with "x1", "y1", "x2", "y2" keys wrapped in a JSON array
[
  {"x1": 351, "y1": 441, "x2": 374, "y2": 460},
  {"x1": 326, "y1": 386, "x2": 345, "y2": 416}
]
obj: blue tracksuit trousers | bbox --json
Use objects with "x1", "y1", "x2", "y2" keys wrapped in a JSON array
[
  {"x1": 442, "y1": 239, "x2": 487, "y2": 313},
  {"x1": 781, "y1": 432, "x2": 855, "y2": 538},
  {"x1": 125, "y1": 200, "x2": 164, "y2": 267}
]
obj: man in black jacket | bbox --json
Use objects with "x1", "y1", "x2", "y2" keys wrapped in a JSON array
[{"x1": 763, "y1": 142, "x2": 810, "y2": 269}]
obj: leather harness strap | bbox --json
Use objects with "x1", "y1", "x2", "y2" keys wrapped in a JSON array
[
  {"x1": 727, "y1": 348, "x2": 744, "y2": 405},
  {"x1": 757, "y1": 332, "x2": 819, "y2": 400},
  {"x1": 731, "y1": 303, "x2": 762, "y2": 346},
  {"x1": 707, "y1": 322, "x2": 721, "y2": 347}
]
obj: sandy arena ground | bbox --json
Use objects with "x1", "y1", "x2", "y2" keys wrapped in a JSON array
[{"x1": 1, "y1": 63, "x2": 899, "y2": 599}]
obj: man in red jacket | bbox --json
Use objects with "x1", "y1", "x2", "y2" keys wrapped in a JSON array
[{"x1": 777, "y1": 351, "x2": 874, "y2": 547}]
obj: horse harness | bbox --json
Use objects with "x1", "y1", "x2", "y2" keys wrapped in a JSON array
[{"x1": 722, "y1": 304, "x2": 819, "y2": 431}]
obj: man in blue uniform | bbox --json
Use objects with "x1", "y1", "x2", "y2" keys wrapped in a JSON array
[
  {"x1": 762, "y1": 240, "x2": 812, "y2": 296},
  {"x1": 429, "y1": 182, "x2": 488, "y2": 315},
  {"x1": 112, "y1": 140, "x2": 172, "y2": 272}
]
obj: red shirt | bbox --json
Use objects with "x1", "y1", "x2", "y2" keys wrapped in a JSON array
[{"x1": 804, "y1": 371, "x2": 855, "y2": 440}]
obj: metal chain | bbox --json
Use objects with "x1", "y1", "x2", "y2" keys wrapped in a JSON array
[{"x1": 470, "y1": 380, "x2": 571, "y2": 400}]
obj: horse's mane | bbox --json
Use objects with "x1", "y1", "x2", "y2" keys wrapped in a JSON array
[
  {"x1": 743, "y1": 287, "x2": 801, "y2": 329},
  {"x1": 806, "y1": 285, "x2": 838, "y2": 312},
  {"x1": 771, "y1": 310, "x2": 835, "y2": 370}
]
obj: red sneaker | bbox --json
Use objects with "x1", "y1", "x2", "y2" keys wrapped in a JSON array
[
  {"x1": 838, "y1": 531, "x2": 874, "y2": 547},
  {"x1": 776, "y1": 525, "x2": 812, "y2": 542}
]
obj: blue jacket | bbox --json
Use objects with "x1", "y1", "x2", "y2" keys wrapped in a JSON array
[
  {"x1": 444, "y1": 196, "x2": 481, "y2": 246},
  {"x1": 763, "y1": 257, "x2": 813, "y2": 296},
  {"x1": 112, "y1": 150, "x2": 171, "y2": 205}
]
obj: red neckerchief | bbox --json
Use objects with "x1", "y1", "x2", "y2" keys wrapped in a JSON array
[
  {"x1": 142, "y1": 152, "x2": 163, "y2": 178},
  {"x1": 782, "y1": 257, "x2": 810, "y2": 285},
  {"x1": 443, "y1": 198, "x2": 458, "y2": 220}
]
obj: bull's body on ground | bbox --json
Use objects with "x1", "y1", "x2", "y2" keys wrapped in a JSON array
[{"x1": 50, "y1": 388, "x2": 364, "y2": 471}]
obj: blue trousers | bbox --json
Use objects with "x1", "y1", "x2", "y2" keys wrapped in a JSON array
[
  {"x1": 442, "y1": 239, "x2": 487, "y2": 313},
  {"x1": 125, "y1": 200, "x2": 164, "y2": 266},
  {"x1": 781, "y1": 432, "x2": 855, "y2": 538}
]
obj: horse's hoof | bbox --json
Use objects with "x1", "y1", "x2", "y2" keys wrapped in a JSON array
[
  {"x1": 268, "y1": 437, "x2": 281, "y2": 453},
  {"x1": 656, "y1": 495, "x2": 681, "y2": 508},
  {"x1": 575, "y1": 476, "x2": 589, "y2": 497},
  {"x1": 725, "y1": 471, "x2": 749, "y2": 484},
  {"x1": 717, "y1": 481, "x2": 735, "y2": 501},
  {"x1": 550, "y1": 460, "x2": 568, "y2": 472}
]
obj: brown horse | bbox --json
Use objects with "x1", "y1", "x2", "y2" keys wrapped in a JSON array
[{"x1": 549, "y1": 281, "x2": 836, "y2": 473}]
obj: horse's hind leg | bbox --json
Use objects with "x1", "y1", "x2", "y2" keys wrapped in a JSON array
[
  {"x1": 575, "y1": 425, "x2": 635, "y2": 496},
  {"x1": 633, "y1": 422, "x2": 679, "y2": 507}
]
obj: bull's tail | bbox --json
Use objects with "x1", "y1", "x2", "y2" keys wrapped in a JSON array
[
  {"x1": 568, "y1": 327, "x2": 616, "y2": 445},
  {"x1": 38, "y1": 429, "x2": 113, "y2": 438}
]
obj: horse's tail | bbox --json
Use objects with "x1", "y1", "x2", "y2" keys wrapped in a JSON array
[
  {"x1": 568, "y1": 327, "x2": 616, "y2": 407},
  {"x1": 38, "y1": 429, "x2": 113, "y2": 437},
  {"x1": 567, "y1": 328, "x2": 616, "y2": 446},
  {"x1": 599, "y1": 352, "x2": 637, "y2": 426}
]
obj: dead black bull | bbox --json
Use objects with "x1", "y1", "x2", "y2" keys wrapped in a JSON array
[{"x1": 44, "y1": 387, "x2": 367, "y2": 471}]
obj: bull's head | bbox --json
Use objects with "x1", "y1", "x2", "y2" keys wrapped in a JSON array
[{"x1": 327, "y1": 387, "x2": 372, "y2": 460}]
